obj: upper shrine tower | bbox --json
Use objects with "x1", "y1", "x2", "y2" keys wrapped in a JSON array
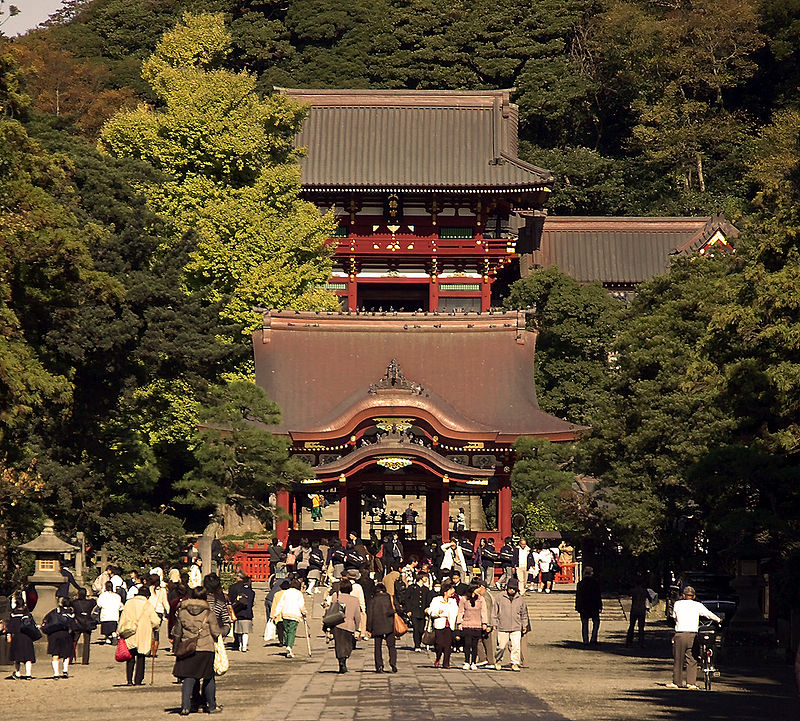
[{"x1": 278, "y1": 88, "x2": 553, "y2": 312}]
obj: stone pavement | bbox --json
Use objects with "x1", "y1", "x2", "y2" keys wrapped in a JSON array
[{"x1": 259, "y1": 639, "x2": 568, "y2": 721}]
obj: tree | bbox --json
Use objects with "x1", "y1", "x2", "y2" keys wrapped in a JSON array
[
  {"x1": 99, "y1": 12, "x2": 338, "y2": 334},
  {"x1": 98, "y1": 511, "x2": 186, "y2": 571},
  {"x1": 583, "y1": 256, "x2": 737, "y2": 560},
  {"x1": 504, "y1": 267, "x2": 624, "y2": 427},
  {"x1": 174, "y1": 380, "x2": 312, "y2": 523},
  {"x1": 511, "y1": 437, "x2": 576, "y2": 525}
]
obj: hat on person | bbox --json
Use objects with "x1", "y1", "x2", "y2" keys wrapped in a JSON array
[
  {"x1": 346, "y1": 569, "x2": 361, "y2": 580},
  {"x1": 506, "y1": 578, "x2": 519, "y2": 590}
]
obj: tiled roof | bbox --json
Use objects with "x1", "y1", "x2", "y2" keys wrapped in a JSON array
[
  {"x1": 278, "y1": 89, "x2": 553, "y2": 192},
  {"x1": 533, "y1": 215, "x2": 738, "y2": 286},
  {"x1": 252, "y1": 311, "x2": 582, "y2": 440}
]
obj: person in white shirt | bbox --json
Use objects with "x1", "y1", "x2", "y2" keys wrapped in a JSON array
[
  {"x1": 426, "y1": 581, "x2": 459, "y2": 668},
  {"x1": 514, "y1": 539, "x2": 532, "y2": 593},
  {"x1": 440, "y1": 540, "x2": 467, "y2": 579},
  {"x1": 188, "y1": 559, "x2": 203, "y2": 588},
  {"x1": 270, "y1": 578, "x2": 307, "y2": 658},
  {"x1": 668, "y1": 586, "x2": 721, "y2": 689},
  {"x1": 96, "y1": 581, "x2": 125, "y2": 643}
]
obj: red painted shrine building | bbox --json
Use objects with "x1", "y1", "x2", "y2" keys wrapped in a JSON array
[
  {"x1": 279, "y1": 88, "x2": 552, "y2": 312},
  {"x1": 253, "y1": 311, "x2": 582, "y2": 545},
  {"x1": 252, "y1": 89, "x2": 581, "y2": 546}
]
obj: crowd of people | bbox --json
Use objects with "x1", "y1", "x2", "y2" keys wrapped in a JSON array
[
  {"x1": 1, "y1": 561, "x2": 257, "y2": 715},
  {"x1": 259, "y1": 532, "x2": 571, "y2": 673}
]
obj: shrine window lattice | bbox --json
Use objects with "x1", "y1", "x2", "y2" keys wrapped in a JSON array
[{"x1": 438, "y1": 227, "x2": 475, "y2": 239}]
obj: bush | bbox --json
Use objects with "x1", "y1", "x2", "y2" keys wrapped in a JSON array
[{"x1": 98, "y1": 511, "x2": 186, "y2": 572}]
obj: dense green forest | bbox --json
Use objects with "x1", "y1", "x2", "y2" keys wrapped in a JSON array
[{"x1": 1, "y1": 0, "x2": 800, "y2": 611}]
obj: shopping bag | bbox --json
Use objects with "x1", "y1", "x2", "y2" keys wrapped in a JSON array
[
  {"x1": 264, "y1": 619, "x2": 278, "y2": 643},
  {"x1": 115, "y1": 637, "x2": 132, "y2": 662},
  {"x1": 213, "y1": 634, "x2": 229, "y2": 675}
]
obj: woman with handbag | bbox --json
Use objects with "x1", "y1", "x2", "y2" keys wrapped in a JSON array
[
  {"x1": 41, "y1": 597, "x2": 76, "y2": 679},
  {"x1": 456, "y1": 582, "x2": 489, "y2": 670},
  {"x1": 117, "y1": 584, "x2": 160, "y2": 686},
  {"x1": 425, "y1": 580, "x2": 458, "y2": 669},
  {"x1": 330, "y1": 579, "x2": 360, "y2": 674},
  {"x1": 172, "y1": 586, "x2": 225, "y2": 716},
  {"x1": 6, "y1": 593, "x2": 37, "y2": 680},
  {"x1": 366, "y1": 583, "x2": 397, "y2": 673}
]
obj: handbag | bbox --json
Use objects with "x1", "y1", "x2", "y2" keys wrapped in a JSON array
[
  {"x1": 390, "y1": 597, "x2": 408, "y2": 637},
  {"x1": 90, "y1": 606, "x2": 101, "y2": 624},
  {"x1": 115, "y1": 637, "x2": 132, "y2": 662},
  {"x1": 322, "y1": 593, "x2": 346, "y2": 628},
  {"x1": 213, "y1": 633, "x2": 229, "y2": 675},
  {"x1": 174, "y1": 610, "x2": 209, "y2": 660},
  {"x1": 421, "y1": 616, "x2": 435, "y2": 646},
  {"x1": 393, "y1": 613, "x2": 408, "y2": 637},
  {"x1": 264, "y1": 619, "x2": 278, "y2": 642}
]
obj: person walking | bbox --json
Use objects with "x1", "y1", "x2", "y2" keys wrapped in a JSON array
[
  {"x1": 382, "y1": 532, "x2": 404, "y2": 572},
  {"x1": 6, "y1": 593, "x2": 36, "y2": 680},
  {"x1": 537, "y1": 547, "x2": 557, "y2": 593},
  {"x1": 330, "y1": 579, "x2": 361, "y2": 673},
  {"x1": 270, "y1": 578, "x2": 306, "y2": 658},
  {"x1": 426, "y1": 580, "x2": 458, "y2": 669},
  {"x1": 96, "y1": 580, "x2": 124, "y2": 643},
  {"x1": 492, "y1": 578, "x2": 529, "y2": 671},
  {"x1": 480, "y1": 538, "x2": 498, "y2": 586},
  {"x1": 474, "y1": 581, "x2": 496, "y2": 668},
  {"x1": 117, "y1": 584, "x2": 160, "y2": 686},
  {"x1": 306, "y1": 541, "x2": 325, "y2": 595},
  {"x1": 41, "y1": 597, "x2": 76, "y2": 679},
  {"x1": 626, "y1": 578, "x2": 649, "y2": 648},
  {"x1": 575, "y1": 566, "x2": 603, "y2": 646},
  {"x1": 513, "y1": 539, "x2": 534, "y2": 594},
  {"x1": 70, "y1": 588, "x2": 96, "y2": 664},
  {"x1": 668, "y1": 585, "x2": 721, "y2": 689},
  {"x1": 366, "y1": 583, "x2": 397, "y2": 672},
  {"x1": 497, "y1": 537, "x2": 515, "y2": 589},
  {"x1": 203, "y1": 573, "x2": 232, "y2": 641},
  {"x1": 406, "y1": 572, "x2": 433, "y2": 652},
  {"x1": 229, "y1": 572, "x2": 255, "y2": 652},
  {"x1": 172, "y1": 586, "x2": 225, "y2": 715},
  {"x1": 456, "y1": 582, "x2": 489, "y2": 670}
]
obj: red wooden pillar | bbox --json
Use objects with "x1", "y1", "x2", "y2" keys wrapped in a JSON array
[
  {"x1": 429, "y1": 277, "x2": 439, "y2": 311},
  {"x1": 481, "y1": 278, "x2": 491, "y2": 312},
  {"x1": 498, "y1": 475, "x2": 511, "y2": 540},
  {"x1": 347, "y1": 277, "x2": 357, "y2": 311},
  {"x1": 338, "y1": 475, "x2": 348, "y2": 544},
  {"x1": 275, "y1": 487, "x2": 290, "y2": 546},
  {"x1": 292, "y1": 494, "x2": 298, "y2": 529},
  {"x1": 441, "y1": 477, "x2": 450, "y2": 542}
]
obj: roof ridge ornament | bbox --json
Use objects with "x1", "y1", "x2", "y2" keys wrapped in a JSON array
[{"x1": 368, "y1": 359, "x2": 426, "y2": 396}]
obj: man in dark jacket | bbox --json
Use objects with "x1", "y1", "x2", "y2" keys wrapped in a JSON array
[
  {"x1": 405, "y1": 573, "x2": 433, "y2": 651},
  {"x1": 458, "y1": 536, "x2": 475, "y2": 577},
  {"x1": 382, "y1": 533, "x2": 404, "y2": 571},
  {"x1": 481, "y1": 538, "x2": 498, "y2": 586},
  {"x1": 575, "y1": 566, "x2": 603, "y2": 645},
  {"x1": 268, "y1": 538, "x2": 286, "y2": 577},
  {"x1": 497, "y1": 537, "x2": 515, "y2": 589},
  {"x1": 626, "y1": 578, "x2": 650, "y2": 647},
  {"x1": 366, "y1": 583, "x2": 397, "y2": 672}
]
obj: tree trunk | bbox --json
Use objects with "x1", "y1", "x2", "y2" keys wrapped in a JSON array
[{"x1": 696, "y1": 153, "x2": 706, "y2": 193}]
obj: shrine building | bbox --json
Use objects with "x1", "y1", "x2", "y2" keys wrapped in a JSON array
[
  {"x1": 252, "y1": 310, "x2": 583, "y2": 545},
  {"x1": 279, "y1": 88, "x2": 552, "y2": 313}
]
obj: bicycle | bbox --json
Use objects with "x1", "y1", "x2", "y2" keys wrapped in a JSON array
[{"x1": 696, "y1": 621, "x2": 721, "y2": 690}]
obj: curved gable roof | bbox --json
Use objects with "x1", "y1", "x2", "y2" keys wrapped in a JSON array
[{"x1": 252, "y1": 311, "x2": 582, "y2": 441}]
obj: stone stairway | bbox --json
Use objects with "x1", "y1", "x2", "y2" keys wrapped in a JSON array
[{"x1": 523, "y1": 585, "x2": 629, "y2": 623}]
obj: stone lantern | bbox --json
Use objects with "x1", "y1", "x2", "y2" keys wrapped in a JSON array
[{"x1": 18, "y1": 519, "x2": 78, "y2": 622}]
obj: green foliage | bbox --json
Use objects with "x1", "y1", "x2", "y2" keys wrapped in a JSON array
[
  {"x1": 99, "y1": 12, "x2": 338, "y2": 333},
  {"x1": 175, "y1": 380, "x2": 313, "y2": 522},
  {"x1": 98, "y1": 511, "x2": 186, "y2": 571},
  {"x1": 505, "y1": 267, "x2": 624, "y2": 426}
]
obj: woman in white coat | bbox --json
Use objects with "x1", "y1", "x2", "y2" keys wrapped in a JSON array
[{"x1": 426, "y1": 580, "x2": 458, "y2": 668}]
